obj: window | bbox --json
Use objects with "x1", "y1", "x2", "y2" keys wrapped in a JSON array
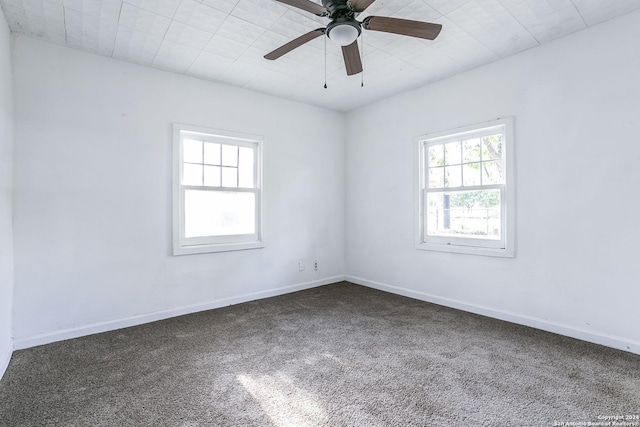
[
  {"x1": 416, "y1": 118, "x2": 514, "y2": 257},
  {"x1": 173, "y1": 124, "x2": 263, "y2": 255}
]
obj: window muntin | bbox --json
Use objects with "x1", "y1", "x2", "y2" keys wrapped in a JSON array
[
  {"x1": 173, "y1": 124, "x2": 263, "y2": 255},
  {"x1": 417, "y1": 118, "x2": 514, "y2": 257}
]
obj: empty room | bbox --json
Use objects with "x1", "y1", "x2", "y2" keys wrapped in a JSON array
[{"x1": 0, "y1": 0, "x2": 639, "y2": 425}]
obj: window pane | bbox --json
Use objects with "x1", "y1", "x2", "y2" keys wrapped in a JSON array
[
  {"x1": 463, "y1": 138, "x2": 481, "y2": 163},
  {"x1": 426, "y1": 192, "x2": 444, "y2": 236},
  {"x1": 428, "y1": 144, "x2": 444, "y2": 167},
  {"x1": 426, "y1": 190, "x2": 501, "y2": 240},
  {"x1": 183, "y1": 163, "x2": 202, "y2": 186},
  {"x1": 238, "y1": 147, "x2": 255, "y2": 188},
  {"x1": 482, "y1": 135, "x2": 502, "y2": 160},
  {"x1": 482, "y1": 161, "x2": 503, "y2": 185},
  {"x1": 428, "y1": 167, "x2": 444, "y2": 189},
  {"x1": 204, "y1": 165, "x2": 221, "y2": 187},
  {"x1": 222, "y1": 167, "x2": 238, "y2": 187},
  {"x1": 184, "y1": 190, "x2": 255, "y2": 238},
  {"x1": 445, "y1": 165, "x2": 462, "y2": 188},
  {"x1": 463, "y1": 163, "x2": 481, "y2": 187},
  {"x1": 222, "y1": 144, "x2": 238, "y2": 167},
  {"x1": 204, "y1": 142, "x2": 221, "y2": 165},
  {"x1": 183, "y1": 139, "x2": 202, "y2": 164},
  {"x1": 445, "y1": 142, "x2": 461, "y2": 165}
]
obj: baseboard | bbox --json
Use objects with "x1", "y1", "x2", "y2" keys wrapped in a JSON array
[
  {"x1": 13, "y1": 275, "x2": 345, "y2": 351},
  {"x1": 346, "y1": 275, "x2": 640, "y2": 355},
  {"x1": 0, "y1": 339, "x2": 12, "y2": 381}
]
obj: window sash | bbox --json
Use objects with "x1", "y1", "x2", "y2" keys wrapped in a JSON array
[
  {"x1": 423, "y1": 133, "x2": 506, "y2": 187},
  {"x1": 179, "y1": 186, "x2": 261, "y2": 247},
  {"x1": 180, "y1": 138, "x2": 257, "y2": 190},
  {"x1": 423, "y1": 186, "x2": 506, "y2": 249}
]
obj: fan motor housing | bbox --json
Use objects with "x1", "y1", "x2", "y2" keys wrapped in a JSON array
[{"x1": 322, "y1": 0, "x2": 356, "y2": 19}]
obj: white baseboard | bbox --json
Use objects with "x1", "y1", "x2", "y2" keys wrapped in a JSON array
[
  {"x1": 346, "y1": 275, "x2": 640, "y2": 356},
  {"x1": 13, "y1": 275, "x2": 345, "y2": 351},
  {"x1": 0, "y1": 340, "x2": 12, "y2": 381}
]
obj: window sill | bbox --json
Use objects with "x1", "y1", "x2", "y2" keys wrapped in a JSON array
[
  {"x1": 416, "y1": 242, "x2": 514, "y2": 258},
  {"x1": 173, "y1": 241, "x2": 265, "y2": 256}
]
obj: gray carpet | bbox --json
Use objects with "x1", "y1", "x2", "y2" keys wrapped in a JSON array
[{"x1": 0, "y1": 282, "x2": 638, "y2": 427}]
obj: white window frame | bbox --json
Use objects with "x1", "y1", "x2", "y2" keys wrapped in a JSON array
[
  {"x1": 173, "y1": 123, "x2": 265, "y2": 255},
  {"x1": 415, "y1": 117, "x2": 515, "y2": 258}
]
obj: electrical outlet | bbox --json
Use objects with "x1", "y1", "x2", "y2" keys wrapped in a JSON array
[
  {"x1": 298, "y1": 259, "x2": 305, "y2": 271},
  {"x1": 314, "y1": 261, "x2": 318, "y2": 271}
]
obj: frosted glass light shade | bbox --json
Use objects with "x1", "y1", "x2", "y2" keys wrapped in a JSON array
[{"x1": 328, "y1": 24, "x2": 359, "y2": 46}]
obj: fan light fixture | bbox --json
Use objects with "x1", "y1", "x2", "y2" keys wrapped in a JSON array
[{"x1": 327, "y1": 22, "x2": 360, "y2": 46}]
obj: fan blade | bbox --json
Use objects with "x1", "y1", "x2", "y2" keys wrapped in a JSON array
[
  {"x1": 348, "y1": 0, "x2": 377, "y2": 12},
  {"x1": 264, "y1": 29, "x2": 325, "y2": 60},
  {"x1": 272, "y1": 0, "x2": 328, "y2": 16},
  {"x1": 362, "y1": 16, "x2": 442, "y2": 40},
  {"x1": 341, "y1": 40, "x2": 362, "y2": 76}
]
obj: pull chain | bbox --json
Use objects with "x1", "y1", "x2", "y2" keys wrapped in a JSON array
[
  {"x1": 324, "y1": 33, "x2": 328, "y2": 89},
  {"x1": 360, "y1": 31, "x2": 364, "y2": 87}
]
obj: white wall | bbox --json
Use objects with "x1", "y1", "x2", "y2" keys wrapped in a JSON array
[
  {"x1": 12, "y1": 36, "x2": 345, "y2": 347},
  {"x1": 345, "y1": 10, "x2": 640, "y2": 354},
  {"x1": 0, "y1": 6, "x2": 14, "y2": 377}
]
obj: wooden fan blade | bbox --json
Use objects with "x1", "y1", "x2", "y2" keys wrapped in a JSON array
[
  {"x1": 363, "y1": 16, "x2": 442, "y2": 40},
  {"x1": 348, "y1": 0, "x2": 377, "y2": 12},
  {"x1": 342, "y1": 40, "x2": 363, "y2": 76},
  {"x1": 272, "y1": 0, "x2": 328, "y2": 16},
  {"x1": 264, "y1": 29, "x2": 325, "y2": 60}
]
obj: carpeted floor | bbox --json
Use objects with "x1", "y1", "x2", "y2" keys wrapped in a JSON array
[{"x1": 0, "y1": 282, "x2": 638, "y2": 427}]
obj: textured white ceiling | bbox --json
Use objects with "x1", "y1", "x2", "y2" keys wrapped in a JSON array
[{"x1": 2, "y1": 0, "x2": 639, "y2": 111}]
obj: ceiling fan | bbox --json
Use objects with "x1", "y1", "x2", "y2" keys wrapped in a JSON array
[{"x1": 265, "y1": 0, "x2": 443, "y2": 76}]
